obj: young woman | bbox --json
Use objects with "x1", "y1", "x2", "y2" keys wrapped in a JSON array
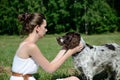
[{"x1": 10, "y1": 13, "x2": 82, "y2": 80}]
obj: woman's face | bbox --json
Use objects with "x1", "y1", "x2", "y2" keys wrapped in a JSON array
[{"x1": 37, "y1": 19, "x2": 47, "y2": 38}]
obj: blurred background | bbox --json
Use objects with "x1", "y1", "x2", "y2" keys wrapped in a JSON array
[{"x1": 0, "y1": 0, "x2": 120, "y2": 35}]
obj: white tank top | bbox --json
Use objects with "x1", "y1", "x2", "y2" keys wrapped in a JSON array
[{"x1": 12, "y1": 55, "x2": 38, "y2": 75}]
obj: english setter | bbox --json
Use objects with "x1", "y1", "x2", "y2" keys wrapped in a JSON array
[{"x1": 56, "y1": 32, "x2": 120, "y2": 80}]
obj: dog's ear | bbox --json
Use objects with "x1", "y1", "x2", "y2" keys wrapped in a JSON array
[
  {"x1": 63, "y1": 34, "x2": 73, "y2": 49},
  {"x1": 65, "y1": 32, "x2": 81, "y2": 49}
]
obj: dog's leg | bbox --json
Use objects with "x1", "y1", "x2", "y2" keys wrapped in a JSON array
[
  {"x1": 77, "y1": 67, "x2": 88, "y2": 80},
  {"x1": 116, "y1": 71, "x2": 120, "y2": 80},
  {"x1": 109, "y1": 71, "x2": 116, "y2": 80}
]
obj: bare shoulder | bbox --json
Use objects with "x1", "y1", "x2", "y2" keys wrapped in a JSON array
[
  {"x1": 24, "y1": 42, "x2": 41, "y2": 57},
  {"x1": 26, "y1": 42, "x2": 40, "y2": 51},
  {"x1": 20, "y1": 42, "x2": 37, "y2": 48},
  {"x1": 18, "y1": 42, "x2": 40, "y2": 57},
  {"x1": 16, "y1": 42, "x2": 39, "y2": 58},
  {"x1": 18, "y1": 42, "x2": 39, "y2": 53}
]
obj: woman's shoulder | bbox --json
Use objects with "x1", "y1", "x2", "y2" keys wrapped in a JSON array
[
  {"x1": 17, "y1": 42, "x2": 39, "y2": 56},
  {"x1": 20, "y1": 41, "x2": 38, "y2": 49}
]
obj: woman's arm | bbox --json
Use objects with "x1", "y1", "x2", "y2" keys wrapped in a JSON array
[
  {"x1": 50, "y1": 49, "x2": 66, "y2": 63},
  {"x1": 29, "y1": 43, "x2": 82, "y2": 73}
]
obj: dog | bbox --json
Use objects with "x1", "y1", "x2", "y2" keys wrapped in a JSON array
[{"x1": 56, "y1": 32, "x2": 120, "y2": 80}]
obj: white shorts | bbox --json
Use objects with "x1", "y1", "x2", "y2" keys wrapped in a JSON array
[{"x1": 10, "y1": 76, "x2": 36, "y2": 80}]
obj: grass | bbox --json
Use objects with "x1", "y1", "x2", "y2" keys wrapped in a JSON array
[{"x1": 0, "y1": 32, "x2": 120, "y2": 80}]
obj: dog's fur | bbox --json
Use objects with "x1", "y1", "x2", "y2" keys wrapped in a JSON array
[{"x1": 56, "y1": 32, "x2": 120, "y2": 80}]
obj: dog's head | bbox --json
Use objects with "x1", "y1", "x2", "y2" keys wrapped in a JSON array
[{"x1": 56, "y1": 32, "x2": 81, "y2": 49}]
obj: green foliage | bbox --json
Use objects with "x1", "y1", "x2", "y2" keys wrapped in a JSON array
[
  {"x1": 0, "y1": 0, "x2": 119, "y2": 35},
  {"x1": 81, "y1": 0, "x2": 118, "y2": 34}
]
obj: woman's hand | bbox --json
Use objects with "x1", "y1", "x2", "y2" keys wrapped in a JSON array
[{"x1": 68, "y1": 42, "x2": 83, "y2": 55}]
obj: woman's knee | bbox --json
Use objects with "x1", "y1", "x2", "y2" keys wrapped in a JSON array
[
  {"x1": 71, "y1": 76, "x2": 80, "y2": 80},
  {"x1": 64, "y1": 76, "x2": 80, "y2": 80}
]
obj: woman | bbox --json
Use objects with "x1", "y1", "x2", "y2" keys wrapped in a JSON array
[{"x1": 10, "y1": 13, "x2": 82, "y2": 80}]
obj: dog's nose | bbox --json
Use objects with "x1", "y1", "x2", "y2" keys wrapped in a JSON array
[{"x1": 56, "y1": 37, "x2": 64, "y2": 46}]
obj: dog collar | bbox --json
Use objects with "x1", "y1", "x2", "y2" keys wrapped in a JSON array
[{"x1": 72, "y1": 46, "x2": 85, "y2": 56}]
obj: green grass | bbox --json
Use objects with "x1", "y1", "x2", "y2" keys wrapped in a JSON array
[{"x1": 0, "y1": 32, "x2": 120, "y2": 80}]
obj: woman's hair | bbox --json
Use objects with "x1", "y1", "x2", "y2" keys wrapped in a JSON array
[{"x1": 18, "y1": 13, "x2": 45, "y2": 35}]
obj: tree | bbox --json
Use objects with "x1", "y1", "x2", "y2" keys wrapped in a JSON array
[
  {"x1": 0, "y1": 0, "x2": 119, "y2": 35},
  {"x1": 80, "y1": 0, "x2": 118, "y2": 34}
]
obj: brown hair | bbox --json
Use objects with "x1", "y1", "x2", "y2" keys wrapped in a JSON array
[{"x1": 18, "y1": 13, "x2": 45, "y2": 35}]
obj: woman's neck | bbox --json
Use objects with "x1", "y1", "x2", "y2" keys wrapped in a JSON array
[{"x1": 24, "y1": 33, "x2": 40, "y2": 43}]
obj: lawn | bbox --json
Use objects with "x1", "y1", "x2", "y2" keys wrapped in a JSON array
[{"x1": 0, "y1": 32, "x2": 120, "y2": 80}]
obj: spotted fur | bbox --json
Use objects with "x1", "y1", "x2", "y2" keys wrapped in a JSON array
[{"x1": 56, "y1": 32, "x2": 120, "y2": 80}]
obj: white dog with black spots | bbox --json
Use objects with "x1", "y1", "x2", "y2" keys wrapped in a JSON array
[{"x1": 56, "y1": 32, "x2": 120, "y2": 80}]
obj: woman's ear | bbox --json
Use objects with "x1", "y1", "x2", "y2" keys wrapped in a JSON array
[{"x1": 35, "y1": 25, "x2": 40, "y2": 33}]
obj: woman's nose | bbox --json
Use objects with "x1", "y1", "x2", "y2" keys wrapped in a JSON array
[{"x1": 46, "y1": 29, "x2": 48, "y2": 32}]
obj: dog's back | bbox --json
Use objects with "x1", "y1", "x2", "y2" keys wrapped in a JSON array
[{"x1": 72, "y1": 42, "x2": 120, "y2": 80}]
